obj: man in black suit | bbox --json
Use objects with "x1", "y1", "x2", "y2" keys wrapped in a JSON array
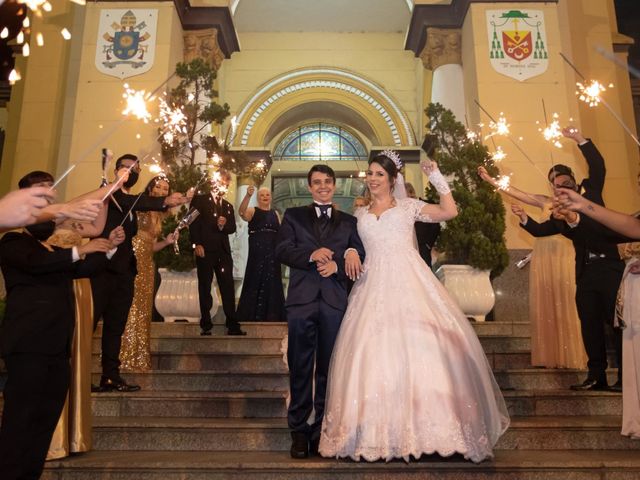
[
  {"x1": 91, "y1": 154, "x2": 188, "y2": 392},
  {"x1": 0, "y1": 171, "x2": 124, "y2": 480},
  {"x1": 515, "y1": 127, "x2": 626, "y2": 392},
  {"x1": 189, "y1": 172, "x2": 245, "y2": 336},
  {"x1": 276, "y1": 164, "x2": 365, "y2": 458}
]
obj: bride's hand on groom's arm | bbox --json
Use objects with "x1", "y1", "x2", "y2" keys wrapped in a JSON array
[
  {"x1": 345, "y1": 250, "x2": 363, "y2": 280},
  {"x1": 317, "y1": 260, "x2": 338, "y2": 278},
  {"x1": 311, "y1": 247, "x2": 333, "y2": 264}
]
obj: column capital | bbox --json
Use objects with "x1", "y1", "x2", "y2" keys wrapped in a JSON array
[
  {"x1": 183, "y1": 28, "x2": 225, "y2": 70},
  {"x1": 419, "y1": 28, "x2": 462, "y2": 71}
]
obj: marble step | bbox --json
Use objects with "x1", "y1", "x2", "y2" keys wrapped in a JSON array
[
  {"x1": 92, "y1": 335, "x2": 530, "y2": 356},
  {"x1": 95, "y1": 322, "x2": 289, "y2": 339},
  {"x1": 494, "y1": 369, "x2": 619, "y2": 391},
  {"x1": 90, "y1": 389, "x2": 622, "y2": 419},
  {"x1": 91, "y1": 371, "x2": 288, "y2": 392},
  {"x1": 92, "y1": 336, "x2": 286, "y2": 355},
  {"x1": 89, "y1": 416, "x2": 640, "y2": 452},
  {"x1": 41, "y1": 449, "x2": 640, "y2": 480},
  {"x1": 92, "y1": 391, "x2": 288, "y2": 418},
  {"x1": 92, "y1": 352, "x2": 288, "y2": 373},
  {"x1": 93, "y1": 321, "x2": 530, "y2": 339}
]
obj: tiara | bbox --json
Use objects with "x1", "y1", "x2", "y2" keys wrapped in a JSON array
[{"x1": 381, "y1": 149, "x2": 402, "y2": 170}]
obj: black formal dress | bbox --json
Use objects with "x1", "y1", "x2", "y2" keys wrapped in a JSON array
[
  {"x1": 0, "y1": 232, "x2": 106, "y2": 480},
  {"x1": 189, "y1": 193, "x2": 242, "y2": 333},
  {"x1": 414, "y1": 201, "x2": 441, "y2": 268},
  {"x1": 276, "y1": 203, "x2": 365, "y2": 446},
  {"x1": 90, "y1": 190, "x2": 167, "y2": 383},
  {"x1": 237, "y1": 208, "x2": 285, "y2": 322},
  {"x1": 520, "y1": 140, "x2": 628, "y2": 386}
]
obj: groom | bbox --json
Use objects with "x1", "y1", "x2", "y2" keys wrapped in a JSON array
[{"x1": 276, "y1": 164, "x2": 365, "y2": 458}]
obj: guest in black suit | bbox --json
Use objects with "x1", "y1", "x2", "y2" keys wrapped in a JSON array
[
  {"x1": 514, "y1": 127, "x2": 627, "y2": 392},
  {"x1": 0, "y1": 171, "x2": 124, "y2": 480},
  {"x1": 405, "y1": 182, "x2": 441, "y2": 268},
  {"x1": 276, "y1": 164, "x2": 365, "y2": 458},
  {"x1": 189, "y1": 171, "x2": 245, "y2": 335},
  {"x1": 91, "y1": 154, "x2": 188, "y2": 392}
]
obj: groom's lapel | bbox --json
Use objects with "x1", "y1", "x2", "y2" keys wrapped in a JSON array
[{"x1": 307, "y1": 204, "x2": 322, "y2": 242}]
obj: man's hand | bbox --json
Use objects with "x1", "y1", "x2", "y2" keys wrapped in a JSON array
[
  {"x1": 108, "y1": 226, "x2": 126, "y2": 247},
  {"x1": 311, "y1": 247, "x2": 334, "y2": 264},
  {"x1": 164, "y1": 192, "x2": 188, "y2": 207},
  {"x1": 78, "y1": 238, "x2": 113, "y2": 256},
  {"x1": 554, "y1": 187, "x2": 586, "y2": 213},
  {"x1": 0, "y1": 187, "x2": 55, "y2": 229},
  {"x1": 195, "y1": 245, "x2": 205, "y2": 258},
  {"x1": 551, "y1": 205, "x2": 578, "y2": 224},
  {"x1": 345, "y1": 249, "x2": 363, "y2": 280},
  {"x1": 561, "y1": 126, "x2": 586, "y2": 144},
  {"x1": 511, "y1": 204, "x2": 528, "y2": 223},
  {"x1": 58, "y1": 199, "x2": 103, "y2": 222},
  {"x1": 317, "y1": 260, "x2": 338, "y2": 278},
  {"x1": 217, "y1": 216, "x2": 227, "y2": 229}
]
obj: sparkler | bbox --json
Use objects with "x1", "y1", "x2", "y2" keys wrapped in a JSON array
[
  {"x1": 122, "y1": 84, "x2": 152, "y2": 123},
  {"x1": 495, "y1": 174, "x2": 512, "y2": 191},
  {"x1": 157, "y1": 97, "x2": 188, "y2": 145},
  {"x1": 49, "y1": 164, "x2": 76, "y2": 191},
  {"x1": 485, "y1": 113, "x2": 510, "y2": 140},
  {"x1": 490, "y1": 146, "x2": 507, "y2": 162},
  {"x1": 559, "y1": 52, "x2": 640, "y2": 147}
]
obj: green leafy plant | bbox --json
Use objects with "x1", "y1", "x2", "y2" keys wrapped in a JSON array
[{"x1": 425, "y1": 102, "x2": 509, "y2": 278}]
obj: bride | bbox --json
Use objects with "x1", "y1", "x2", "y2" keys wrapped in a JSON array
[{"x1": 318, "y1": 151, "x2": 510, "y2": 463}]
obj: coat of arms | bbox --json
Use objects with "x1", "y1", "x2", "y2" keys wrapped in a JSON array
[
  {"x1": 486, "y1": 10, "x2": 548, "y2": 82},
  {"x1": 95, "y1": 9, "x2": 158, "y2": 79}
]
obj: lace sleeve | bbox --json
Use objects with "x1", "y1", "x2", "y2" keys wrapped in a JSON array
[{"x1": 401, "y1": 198, "x2": 434, "y2": 223}]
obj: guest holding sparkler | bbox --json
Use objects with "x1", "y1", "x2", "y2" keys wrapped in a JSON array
[
  {"x1": 0, "y1": 173, "x2": 125, "y2": 480},
  {"x1": 91, "y1": 154, "x2": 189, "y2": 392},
  {"x1": 514, "y1": 128, "x2": 626, "y2": 392},
  {"x1": 237, "y1": 185, "x2": 285, "y2": 322},
  {"x1": 478, "y1": 133, "x2": 587, "y2": 370},
  {"x1": 120, "y1": 175, "x2": 177, "y2": 372},
  {"x1": 190, "y1": 170, "x2": 246, "y2": 336}
]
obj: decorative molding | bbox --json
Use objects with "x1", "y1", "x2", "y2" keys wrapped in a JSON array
[
  {"x1": 173, "y1": 0, "x2": 240, "y2": 58},
  {"x1": 420, "y1": 28, "x2": 462, "y2": 70},
  {"x1": 405, "y1": 0, "x2": 558, "y2": 57},
  {"x1": 232, "y1": 68, "x2": 416, "y2": 147},
  {"x1": 183, "y1": 28, "x2": 225, "y2": 70}
]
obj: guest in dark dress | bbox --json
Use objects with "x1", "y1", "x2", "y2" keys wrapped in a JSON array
[
  {"x1": 237, "y1": 186, "x2": 286, "y2": 321},
  {"x1": 405, "y1": 182, "x2": 441, "y2": 268}
]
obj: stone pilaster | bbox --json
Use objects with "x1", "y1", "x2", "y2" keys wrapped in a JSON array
[{"x1": 183, "y1": 28, "x2": 225, "y2": 71}]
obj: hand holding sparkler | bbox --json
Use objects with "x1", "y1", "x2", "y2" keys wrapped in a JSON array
[
  {"x1": 561, "y1": 127, "x2": 586, "y2": 144},
  {"x1": 172, "y1": 208, "x2": 200, "y2": 254},
  {"x1": 511, "y1": 204, "x2": 528, "y2": 223},
  {"x1": 108, "y1": 226, "x2": 126, "y2": 248}
]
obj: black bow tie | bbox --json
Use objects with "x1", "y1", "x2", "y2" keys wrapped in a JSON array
[{"x1": 313, "y1": 203, "x2": 332, "y2": 217}]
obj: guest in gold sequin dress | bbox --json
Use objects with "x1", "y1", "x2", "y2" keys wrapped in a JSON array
[
  {"x1": 120, "y1": 176, "x2": 176, "y2": 372},
  {"x1": 46, "y1": 193, "x2": 110, "y2": 460},
  {"x1": 478, "y1": 166, "x2": 587, "y2": 369}
]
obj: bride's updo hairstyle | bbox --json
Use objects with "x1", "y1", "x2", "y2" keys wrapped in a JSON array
[{"x1": 369, "y1": 153, "x2": 399, "y2": 190}]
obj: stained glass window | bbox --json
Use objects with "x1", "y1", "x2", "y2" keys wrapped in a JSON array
[{"x1": 273, "y1": 122, "x2": 367, "y2": 162}]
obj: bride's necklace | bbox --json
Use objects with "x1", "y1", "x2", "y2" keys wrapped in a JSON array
[{"x1": 369, "y1": 197, "x2": 396, "y2": 220}]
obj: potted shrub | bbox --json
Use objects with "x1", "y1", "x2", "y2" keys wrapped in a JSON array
[{"x1": 424, "y1": 102, "x2": 509, "y2": 321}]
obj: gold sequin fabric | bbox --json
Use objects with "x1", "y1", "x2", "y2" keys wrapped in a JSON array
[{"x1": 120, "y1": 211, "x2": 162, "y2": 372}]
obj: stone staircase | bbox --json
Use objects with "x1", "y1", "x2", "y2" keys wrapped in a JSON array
[{"x1": 39, "y1": 320, "x2": 640, "y2": 479}]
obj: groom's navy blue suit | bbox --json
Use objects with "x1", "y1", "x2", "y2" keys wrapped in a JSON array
[{"x1": 276, "y1": 204, "x2": 364, "y2": 443}]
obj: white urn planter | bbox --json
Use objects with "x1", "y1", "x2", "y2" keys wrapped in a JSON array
[
  {"x1": 435, "y1": 265, "x2": 495, "y2": 322},
  {"x1": 155, "y1": 268, "x2": 219, "y2": 322}
]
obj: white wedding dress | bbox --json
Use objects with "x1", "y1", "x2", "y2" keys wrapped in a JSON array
[{"x1": 319, "y1": 198, "x2": 510, "y2": 462}]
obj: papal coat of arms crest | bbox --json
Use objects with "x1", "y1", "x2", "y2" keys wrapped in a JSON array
[
  {"x1": 486, "y1": 10, "x2": 548, "y2": 82},
  {"x1": 95, "y1": 9, "x2": 158, "y2": 79}
]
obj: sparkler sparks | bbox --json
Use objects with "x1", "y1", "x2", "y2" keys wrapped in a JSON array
[
  {"x1": 122, "y1": 84, "x2": 152, "y2": 123},
  {"x1": 576, "y1": 80, "x2": 611, "y2": 107},
  {"x1": 491, "y1": 146, "x2": 507, "y2": 162},
  {"x1": 495, "y1": 175, "x2": 512, "y2": 191},
  {"x1": 538, "y1": 113, "x2": 563, "y2": 148},
  {"x1": 157, "y1": 97, "x2": 188, "y2": 145},
  {"x1": 485, "y1": 113, "x2": 510, "y2": 140}
]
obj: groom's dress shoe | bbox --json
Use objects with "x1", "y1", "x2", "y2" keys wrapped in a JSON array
[
  {"x1": 290, "y1": 432, "x2": 309, "y2": 459},
  {"x1": 309, "y1": 437, "x2": 320, "y2": 456},
  {"x1": 99, "y1": 376, "x2": 141, "y2": 393},
  {"x1": 570, "y1": 378, "x2": 608, "y2": 391},
  {"x1": 227, "y1": 327, "x2": 247, "y2": 336}
]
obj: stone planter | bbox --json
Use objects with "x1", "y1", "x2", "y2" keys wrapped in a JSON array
[
  {"x1": 435, "y1": 265, "x2": 495, "y2": 322},
  {"x1": 155, "y1": 268, "x2": 218, "y2": 322}
]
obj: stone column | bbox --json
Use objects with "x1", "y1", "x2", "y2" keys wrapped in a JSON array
[{"x1": 420, "y1": 28, "x2": 466, "y2": 123}]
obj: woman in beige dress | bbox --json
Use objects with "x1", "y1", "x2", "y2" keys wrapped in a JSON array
[
  {"x1": 120, "y1": 176, "x2": 175, "y2": 372},
  {"x1": 478, "y1": 166, "x2": 587, "y2": 369}
]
